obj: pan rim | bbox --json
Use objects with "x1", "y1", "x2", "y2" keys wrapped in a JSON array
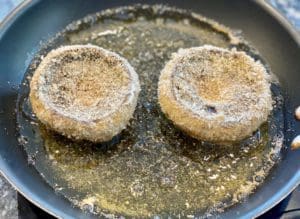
[
  {"x1": 0, "y1": 2, "x2": 76, "y2": 218},
  {"x1": 0, "y1": 0, "x2": 36, "y2": 38},
  {"x1": 0, "y1": 0, "x2": 299, "y2": 218}
]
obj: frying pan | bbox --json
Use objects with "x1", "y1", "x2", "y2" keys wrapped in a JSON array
[{"x1": 0, "y1": 0, "x2": 300, "y2": 218}]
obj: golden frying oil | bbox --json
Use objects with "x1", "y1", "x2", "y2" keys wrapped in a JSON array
[{"x1": 17, "y1": 5, "x2": 284, "y2": 218}]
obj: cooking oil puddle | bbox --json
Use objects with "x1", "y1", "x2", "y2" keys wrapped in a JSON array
[{"x1": 16, "y1": 5, "x2": 285, "y2": 218}]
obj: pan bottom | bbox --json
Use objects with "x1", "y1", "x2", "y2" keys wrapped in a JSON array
[{"x1": 16, "y1": 5, "x2": 285, "y2": 218}]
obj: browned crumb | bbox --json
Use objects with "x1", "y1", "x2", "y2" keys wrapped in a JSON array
[
  {"x1": 295, "y1": 106, "x2": 300, "y2": 120},
  {"x1": 291, "y1": 135, "x2": 300, "y2": 150}
]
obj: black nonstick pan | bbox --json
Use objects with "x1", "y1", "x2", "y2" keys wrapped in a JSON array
[{"x1": 0, "y1": 0, "x2": 300, "y2": 218}]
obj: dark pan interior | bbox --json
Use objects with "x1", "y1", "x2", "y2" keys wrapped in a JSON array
[{"x1": 0, "y1": 0, "x2": 300, "y2": 218}]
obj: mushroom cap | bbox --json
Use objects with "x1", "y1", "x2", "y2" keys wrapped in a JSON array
[
  {"x1": 30, "y1": 45, "x2": 140, "y2": 142},
  {"x1": 158, "y1": 45, "x2": 272, "y2": 143}
]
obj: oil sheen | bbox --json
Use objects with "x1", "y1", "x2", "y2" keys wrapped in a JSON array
[{"x1": 17, "y1": 5, "x2": 284, "y2": 218}]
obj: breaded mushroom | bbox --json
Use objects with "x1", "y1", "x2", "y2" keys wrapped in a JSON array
[
  {"x1": 30, "y1": 45, "x2": 140, "y2": 142},
  {"x1": 158, "y1": 45, "x2": 272, "y2": 143}
]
